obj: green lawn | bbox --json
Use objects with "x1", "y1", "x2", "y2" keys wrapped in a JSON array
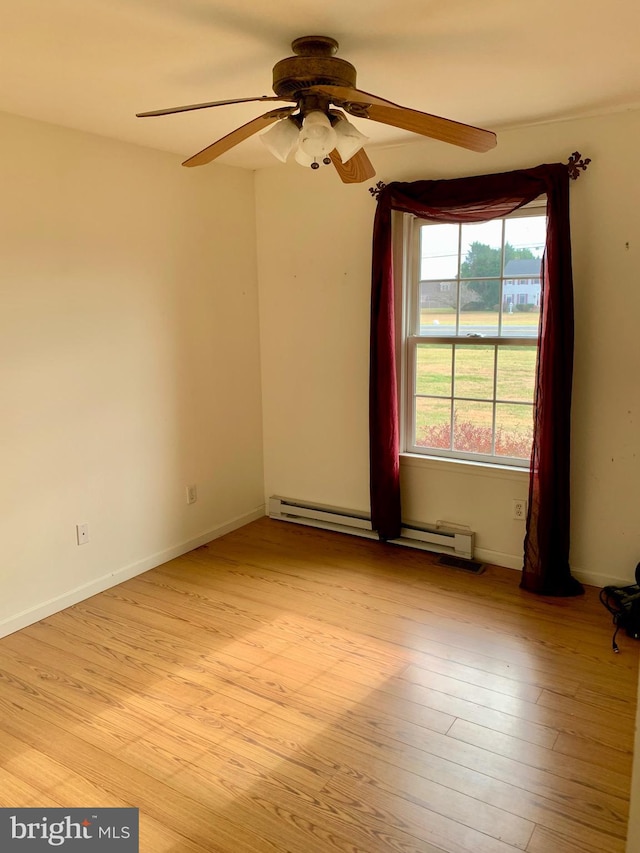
[{"x1": 420, "y1": 308, "x2": 540, "y2": 332}]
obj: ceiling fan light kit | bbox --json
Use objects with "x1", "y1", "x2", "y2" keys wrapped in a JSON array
[
  {"x1": 333, "y1": 115, "x2": 369, "y2": 163},
  {"x1": 294, "y1": 145, "x2": 318, "y2": 168},
  {"x1": 260, "y1": 108, "x2": 369, "y2": 170},
  {"x1": 137, "y1": 36, "x2": 497, "y2": 184},
  {"x1": 259, "y1": 115, "x2": 299, "y2": 162},
  {"x1": 298, "y1": 111, "x2": 337, "y2": 159}
]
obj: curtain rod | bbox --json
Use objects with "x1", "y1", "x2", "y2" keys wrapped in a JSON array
[{"x1": 369, "y1": 151, "x2": 591, "y2": 199}]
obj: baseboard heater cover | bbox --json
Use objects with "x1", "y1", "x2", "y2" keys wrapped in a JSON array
[{"x1": 268, "y1": 496, "x2": 474, "y2": 560}]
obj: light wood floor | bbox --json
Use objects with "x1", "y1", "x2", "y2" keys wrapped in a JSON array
[{"x1": 0, "y1": 518, "x2": 638, "y2": 853}]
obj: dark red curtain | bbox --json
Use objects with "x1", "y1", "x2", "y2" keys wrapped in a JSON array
[{"x1": 370, "y1": 163, "x2": 584, "y2": 595}]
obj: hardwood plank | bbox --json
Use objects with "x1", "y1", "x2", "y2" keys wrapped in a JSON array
[
  {"x1": 526, "y1": 823, "x2": 626, "y2": 853},
  {"x1": 0, "y1": 765, "x2": 65, "y2": 808},
  {"x1": 538, "y1": 686, "x2": 637, "y2": 725},
  {"x1": 0, "y1": 705, "x2": 277, "y2": 853},
  {"x1": 320, "y1": 774, "x2": 533, "y2": 853},
  {"x1": 445, "y1": 718, "x2": 631, "y2": 799},
  {"x1": 403, "y1": 659, "x2": 544, "y2": 703},
  {"x1": 574, "y1": 684, "x2": 637, "y2": 718},
  {"x1": 553, "y1": 731, "x2": 634, "y2": 775},
  {"x1": 0, "y1": 731, "x2": 214, "y2": 853}
]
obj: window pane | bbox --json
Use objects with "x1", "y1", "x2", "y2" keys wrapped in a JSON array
[
  {"x1": 420, "y1": 223, "x2": 459, "y2": 280},
  {"x1": 502, "y1": 214, "x2": 545, "y2": 338},
  {"x1": 419, "y1": 281, "x2": 457, "y2": 336},
  {"x1": 454, "y1": 345, "x2": 495, "y2": 400},
  {"x1": 416, "y1": 344, "x2": 452, "y2": 396},
  {"x1": 453, "y1": 401, "x2": 494, "y2": 455},
  {"x1": 459, "y1": 282, "x2": 499, "y2": 335},
  {"x1": 460, "y1": 220, "x2": 503, "y2": 276},
  {"x1": 501, "y1": 302, "x2": 540, "y2": 337},
  {"x1": 504, "y1": 215, "x2": 546, "y2": 265},
  {"x1": 496, "y1": 346, "x2": 536, "y2": 402},
  {"x1": 415, "y1": 398, "x2": 452, "y2": 450},
  {"x1": 495, "y1": 403, "x2": 533, "y2": 459}
]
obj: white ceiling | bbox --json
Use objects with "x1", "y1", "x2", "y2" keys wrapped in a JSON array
[{"x1": 1, "y1": 0, "x2": 639, "y2": 170}]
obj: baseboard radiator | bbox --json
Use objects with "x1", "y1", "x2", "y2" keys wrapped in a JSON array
[{"x1": 268, "y1": 496, "x2": 475, "y2": 560}]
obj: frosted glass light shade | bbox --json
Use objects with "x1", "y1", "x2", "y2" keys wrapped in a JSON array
[
  {"x1": 298, "y1": 111, "x2": 337, "y2": 159},
  {"x1": 333, "y1": 116, "x2": 369, "y2": 163},
  {"x1": 259, "y1": 116, "x2": 299, "y2": 162},
  {"x1": 294, "y1": 147, "x2": 315, "y2": 167}
]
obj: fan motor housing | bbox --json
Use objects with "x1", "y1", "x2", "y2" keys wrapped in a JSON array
[{"x1": 272, "y1": 37, "x2": 357, "y2": 98}]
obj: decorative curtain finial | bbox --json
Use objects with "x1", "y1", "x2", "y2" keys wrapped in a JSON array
[
  {"x1": 369, "y1": 181, "x2": 387, "y2": 199},
  {"x1": 567, "y1": 152, "x2": 591, "y2": 180}
]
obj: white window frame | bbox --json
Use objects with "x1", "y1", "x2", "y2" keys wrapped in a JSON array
[{"x1": 397, "y1": 200, "x2": 546, "y2": 468}]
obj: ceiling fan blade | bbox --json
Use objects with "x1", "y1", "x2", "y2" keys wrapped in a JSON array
[
  {"x1": 306, "y1": 85, "x2": 496, "y2": 153},
  {"x1": 329, "y1": 149, "x2": 376, "y2": 184},
  {"x1": 359, "y1": 103, "x2": 496, "y2": 152},
  {"x1": 182, "y1": 107, "x2": 295, "y2": 167},
  {"x1": 137, "y1": 95, "x2": 291, "y2": 118}
]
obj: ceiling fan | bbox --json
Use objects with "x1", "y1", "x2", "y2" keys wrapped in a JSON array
[{"x1": 137, "y1": 35, "x2": 497, "y2": 184}]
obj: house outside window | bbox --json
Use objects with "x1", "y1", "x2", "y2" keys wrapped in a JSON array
[
  {"x1": 503, "y1": 258, "x2": 541, "y2": 309},
  {"x1": 400, "y1": 204, "x2": 546, "y2": 466}
]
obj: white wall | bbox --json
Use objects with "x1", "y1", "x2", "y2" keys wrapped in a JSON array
[
  {"x1": 0, "y1": 111, "x2": 265, "y2": 635},
  {"x1": 256, "y1": 108, "x2": 640, "y2": 587}
]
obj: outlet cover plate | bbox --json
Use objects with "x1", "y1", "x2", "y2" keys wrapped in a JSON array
[{"x1": 512, "y1": 499, "x2": 528, "y2": 520}]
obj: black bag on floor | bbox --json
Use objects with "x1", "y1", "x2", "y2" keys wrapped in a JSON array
[{"x1": 600, "y1": 563, "x2": 640, "y2": 652}]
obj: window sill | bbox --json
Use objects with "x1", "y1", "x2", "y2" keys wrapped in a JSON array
[{"x1": 399, "y1": 452, "x2": 530, "y2": 482}]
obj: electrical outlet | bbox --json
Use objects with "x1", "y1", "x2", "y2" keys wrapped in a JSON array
[
  {"x1": 512, "y1": 499, "x2": 528, "y2": 520},
  {"x1": 186, "y1": 484, "x2": 198, "y2": 505},
  {"x1": 76, "y1": 523, "x2": 89, "y2": 545}
]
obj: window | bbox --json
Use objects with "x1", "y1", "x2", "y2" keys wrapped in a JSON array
[{"x1": 401, "y1": 205, "x2": 546, "y2": 466}]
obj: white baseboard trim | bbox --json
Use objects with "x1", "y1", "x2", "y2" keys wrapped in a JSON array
[
  {"x1": 475, "y1": 547, "x2": 630, "y2": 590},
  {"x1": 0, "y1": 505, "x2": 265, "y2": 640},
  {"x1": 474, "y1": 547, "x2": 523, "y2": 571},
  {"x1": 572, "y1": 568, "x2": 632, "y2": 590}
]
